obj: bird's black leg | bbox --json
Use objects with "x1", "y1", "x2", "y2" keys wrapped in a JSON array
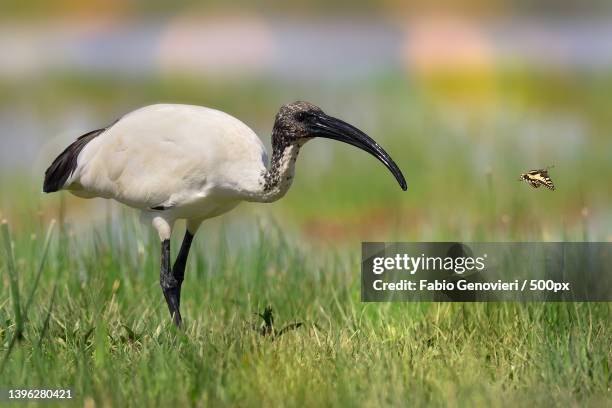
[
  {"x1": 160, "y1": 239, "x2": 182, "y2": 326},
  {"x1": 171, "y1": 230, "x2": 194, "y2": 310}
]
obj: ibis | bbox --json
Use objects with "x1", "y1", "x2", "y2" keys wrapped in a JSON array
[{"x1": 43, "y1": 102, "x2": 407, "y2": 326}]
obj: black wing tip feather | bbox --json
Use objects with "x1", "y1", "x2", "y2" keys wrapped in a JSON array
[{"x1": 43, "y1": 128, "x2": 106, "y2": 193}]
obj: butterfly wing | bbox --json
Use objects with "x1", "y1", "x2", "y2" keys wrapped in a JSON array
[
  {"x1": 530, "y1": 170, "x2": 555, "y2": 190},
  {"x1": 527, "y1": 179, "x2": 541, "y2": 188}
]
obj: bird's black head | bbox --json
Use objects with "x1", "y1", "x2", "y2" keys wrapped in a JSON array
[
  {"x1": 272, "y1": 101, "x2": 322, "y2": 146},
  {"x1": 272, "y1": 101, "x2": 407, "y2": 191}
]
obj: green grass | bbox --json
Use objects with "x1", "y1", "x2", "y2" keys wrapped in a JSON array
[{"x1": 0, "y1": 214, "x2": 610, "y2": 407}]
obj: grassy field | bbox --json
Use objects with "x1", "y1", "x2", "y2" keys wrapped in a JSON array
[
  {"x1": 0, "y1": 71, "x2": 611, "y2": 406},
  {"x1": 0, "y1": 211, "x2": 610, "y2": 406}
]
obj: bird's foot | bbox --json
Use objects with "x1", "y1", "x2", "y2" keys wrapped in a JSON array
[{"x1": 161, "y1": 285, "x2": 183, "y2": 327}]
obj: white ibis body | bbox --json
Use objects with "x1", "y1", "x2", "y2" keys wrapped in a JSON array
[{"x1": 44, "y1": 102, "x2": 406, "y2": 326}]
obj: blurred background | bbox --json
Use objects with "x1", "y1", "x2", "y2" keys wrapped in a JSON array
[{"x1": 1, "y1": 1, "x2": 611, "y2": 242}]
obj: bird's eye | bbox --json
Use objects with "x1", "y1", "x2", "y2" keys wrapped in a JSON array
[{"x1": 294, "y1": 112, "x2": 308, "y2": 122}]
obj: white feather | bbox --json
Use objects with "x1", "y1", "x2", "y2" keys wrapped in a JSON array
[{"x1": 68, "y1": 104, "x2": 268, "y2": 225}]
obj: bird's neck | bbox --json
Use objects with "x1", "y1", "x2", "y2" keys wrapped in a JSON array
[
  {"x1": 243, "y1": 117, "x2": 307, "y2": 203},
  {"x1": 248, "y1": 141, "x2": 301, "y2": 203}
]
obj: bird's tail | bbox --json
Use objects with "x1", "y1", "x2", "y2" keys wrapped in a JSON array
[{"x1": 43, "y1": 128, "x2": 105, "y2": 193}]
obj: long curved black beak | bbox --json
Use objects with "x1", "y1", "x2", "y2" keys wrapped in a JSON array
[{"x1": 307, "y1": 113, "x2": 407, "y2": 191}]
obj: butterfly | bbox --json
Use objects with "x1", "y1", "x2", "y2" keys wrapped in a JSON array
[{"x1": 519, "y1": 166, "x2": 555, "y2": 190}]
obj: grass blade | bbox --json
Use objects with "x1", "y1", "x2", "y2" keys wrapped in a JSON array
[
  {"x1": 23, "y1": 220, "x2": 56, "y2": 319},
  {"x1": 0, "y1": 327, "x2": 20, "y2": 375},
  {"x1": 36, "y1": 283, "x2": 58, "y2": 349},
  {"x1": 1, "y1": 220, "x2": 23, "y2": 339}
]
